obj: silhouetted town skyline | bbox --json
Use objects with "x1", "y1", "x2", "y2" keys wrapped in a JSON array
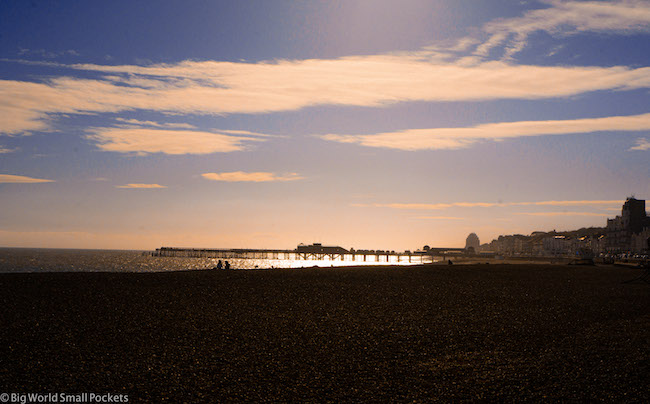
[{"x1": 479, "y1": 197, "x2": 650, "y2": 257}]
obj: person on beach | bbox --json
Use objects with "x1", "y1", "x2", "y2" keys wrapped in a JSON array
[
  {"x1": 216, "y1": 260, "x2": 223, "y2": 270},
  {"x1": 225, "y1": 261, "x2": 230, "y2": 270}
]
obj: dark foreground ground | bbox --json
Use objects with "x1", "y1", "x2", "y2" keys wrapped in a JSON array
[{"x1": 1, "y1": 264, "x2": 648, "y2": 402}]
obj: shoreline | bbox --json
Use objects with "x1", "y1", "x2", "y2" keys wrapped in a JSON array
[{"x1": 0, "y1": 258, "x2": 622, "y2": 274}]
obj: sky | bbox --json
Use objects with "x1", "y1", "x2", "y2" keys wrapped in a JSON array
[{"x1": 1, "y1": 0, "x2": 649, "y2": 251}]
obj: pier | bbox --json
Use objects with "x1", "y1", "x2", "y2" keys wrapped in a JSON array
[{"x1": 151, "y1": 243, "x2": 468, "y2": 263}]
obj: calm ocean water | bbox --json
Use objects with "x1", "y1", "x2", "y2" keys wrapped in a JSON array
[{"x1": 0, "y1": 248, "x2": 425, "y2": 273}]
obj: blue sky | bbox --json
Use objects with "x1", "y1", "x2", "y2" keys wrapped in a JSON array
[{"x1": 1, "y1": 0, "x2": 649, "y2": 250}]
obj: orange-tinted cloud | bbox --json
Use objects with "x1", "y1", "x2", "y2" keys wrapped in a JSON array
[
  {"x1": 2, "y1": 58, "x2": 650, "y2": 136},
  {"x1": 115, "y1": 183, "x2": 167, "y2": 189},
  {"x1": 476, "y1": 0, "x2": 650, "y2": 59},
  {"x1": 3, "y1": 1, "x2": 650, "y2": 139},
  {"x1": 0, "y1": 146, "x2": 17, "y2": 154},
  {"x1": 415, "y1": 216, "x2": 463, "y2": 220},
  {"x1": 89, "y1": 127, "x2": 265, "y2": 155},
  {"x1": 323, "y1": 113, "x2": 650, "y2": 150},
  {"x1": 514, "y1": 212, "x2": 610, "y2": 217},
  {"x1": 0, "y1": 174, "x2": 54, "y2": 183},
  {"x1": 115, "y1": 118, "x2": 197, "y2": 129},
  {"x1": 629, "y1": 137, "x2": 650, "y2": 151},
  {"x1": 201, "y1": 171, "x2": 303, "y2": 182},
  {"x1": 354, "y1": 200, "x2": 622, "y2": 210}
]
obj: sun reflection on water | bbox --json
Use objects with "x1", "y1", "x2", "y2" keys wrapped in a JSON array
[{"x1": 0, "y1": 248, "x2": 438, "y2": 273}]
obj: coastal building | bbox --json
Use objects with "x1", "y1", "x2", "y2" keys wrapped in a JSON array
[
  {"x1": 622, "y1": 197, "x2": 647, "y2": 233},
  {"x1": 481, "y1": 196, "x2": 648, "y2": 257},
  {"x1": 295, "y1": 243, "x2": 349, "y2": 254},
  {"x1": 531, "y1": 239, "x2": 545, "y2": 256},
  {"x1": 543, "y1": 236, "x2": 568, "y2": 256},
  {"x1": 605, "y1": 197, "x2": 650, "y2": 252},
  {"x1": 482, "y1": 231, "x2": 609, "y2": 258},
  {"x1": 465, "y1": 233, "x2": 480, "y2": 252},
  {"x1": 588, "y1": 235, "x2": 607, "y2": 255},
  {"x1": 631, "y1": 227, "x2": 650, "y2": 253},
  {"x1": 484, "y1": 234, "x2": 530, "y2": 256}
]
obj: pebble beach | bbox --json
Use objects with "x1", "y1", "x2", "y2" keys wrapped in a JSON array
[{"x1": 1, "y1": 264, "x2": 648, "y2": 402}]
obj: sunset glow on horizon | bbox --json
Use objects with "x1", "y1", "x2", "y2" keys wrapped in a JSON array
[{"x1": 1, "y1": 0, "x2": 649, "y2": 250}]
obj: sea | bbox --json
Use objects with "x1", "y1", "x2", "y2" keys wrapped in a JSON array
[{"x1": 0, "y1": 248, "x2": 427, "y2": 273}]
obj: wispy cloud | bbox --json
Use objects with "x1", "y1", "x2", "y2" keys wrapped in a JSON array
[
  {"x1": 0, "y1": 146, "x2": 17, "y2": 154},
  {"x1": 2, "y1": 2, "x2": 649, "y2": 140},
  {"x1": 201, "y1": 171, "x2": 304, "y2": 182},
  {"x1": 475, "y1": 0, "x2": 650, "y2": 59},
  {"x1": 527, "y1": 200, "x2": 623, "y2": 207},
  {"x1": 2, "y1": 56, "x2": 650, "y2": 136},
  {"x1": 115, "y1": 118, "x2": 196, "y2": 129},
  {"x1": 115, "y1": 183, "x2": 167, "y2": 189},
  {"x1": 322, "y1": 112, "x2": 650, "y2": 151},
  {"x1": 218, "y1": 129, "x2": 279, "y2": 138},
  {"x1": 629, "y1": 137, "x2": 650, "y2": 151},
  {"x1": 354, "y1": 200, "x2": 622, "y2": 210},
  {"x1": 0, "y1": 174, "x2": 54, "y2": 183},
  {"x1": 415, "y1": 216, "x2": 463, "y2": 220},
  {"x1": 514, "y1": 212, "x2": 610, "y2": 217},
  {"x1": 88, "y1": 128, "x2": 266, "y2": 155},
  {"x1": 353, "y1": 202, "x2": 496, "y2": 209},
  {"x1": 18, "y1": 48, "x2": 79, "y2": 59}
]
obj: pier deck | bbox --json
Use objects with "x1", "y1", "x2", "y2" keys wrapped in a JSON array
[{"x1": 151, "y1": 246, "x2": 467, "y2": 262}]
